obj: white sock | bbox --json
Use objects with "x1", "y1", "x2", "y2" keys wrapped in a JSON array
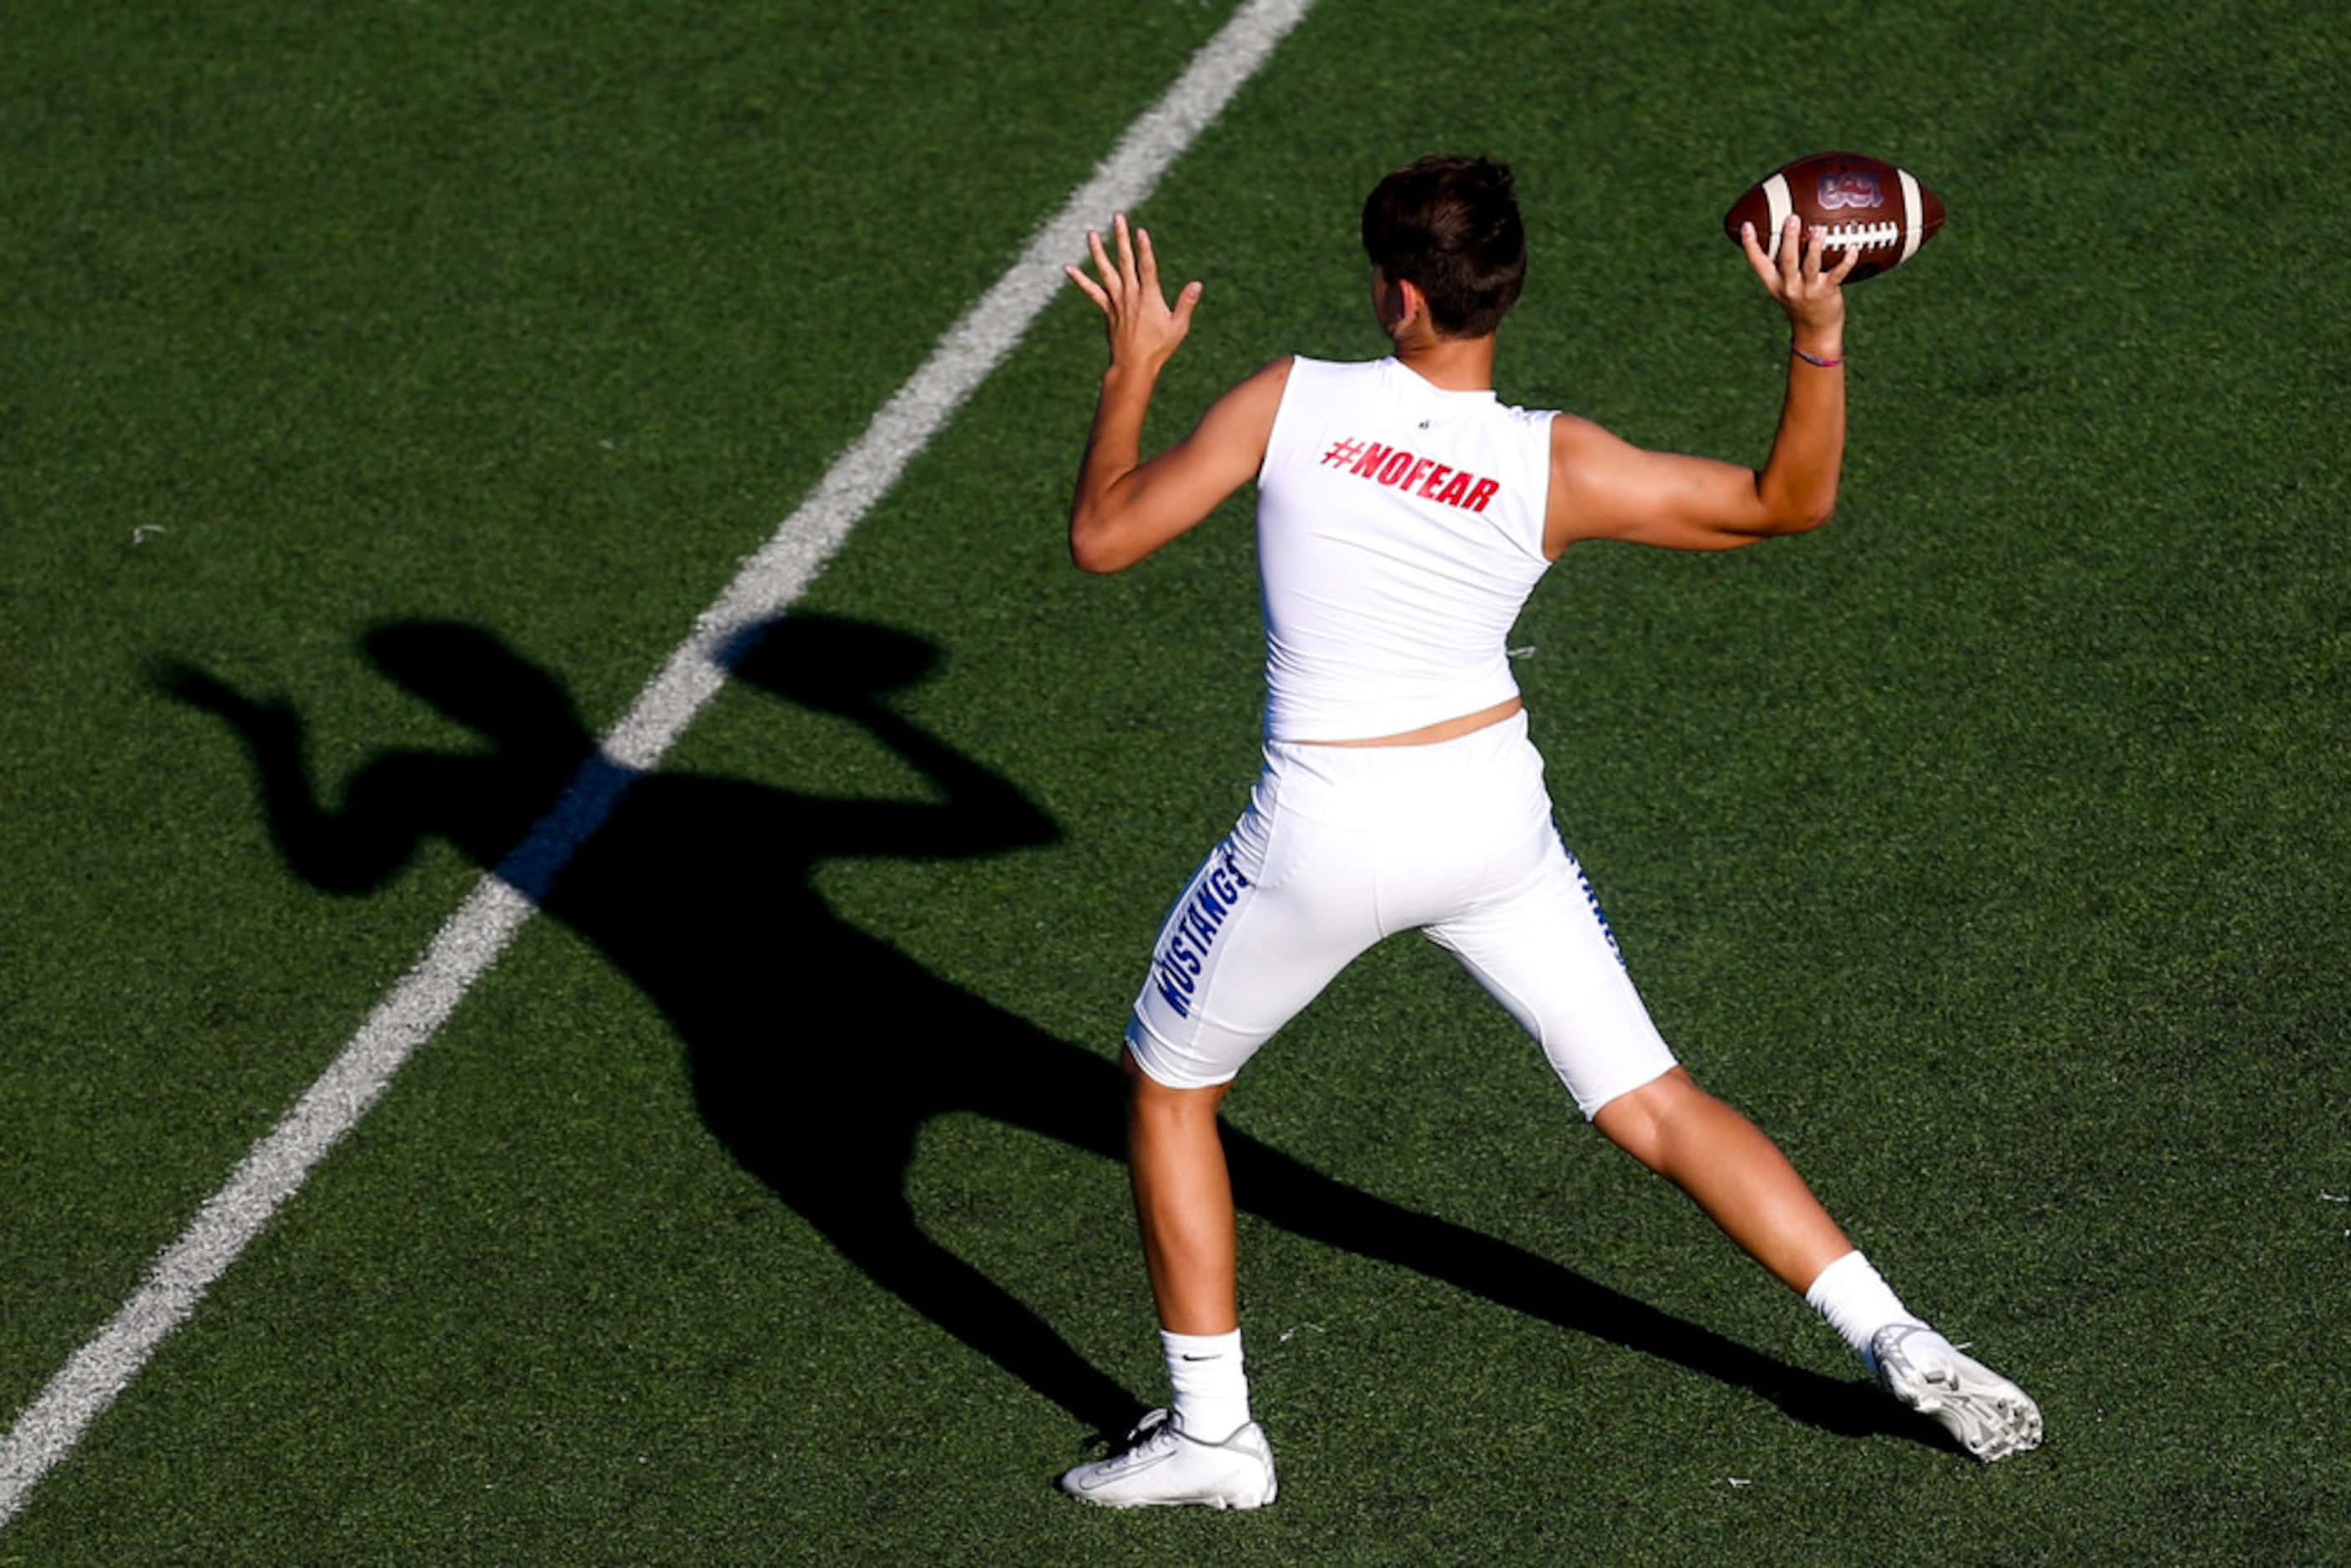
[
  {"x1": 1804, "y1": 1250, "x2": 1927, "y2": 1374},
  {"x1": 1161, "y1": 1328, "x2": 1251, "y2": 1440}
]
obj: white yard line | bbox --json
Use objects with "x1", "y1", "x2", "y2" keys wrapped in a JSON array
[{"x1": 0, "y1": 0, "x2": 1316, "y2": 1525}]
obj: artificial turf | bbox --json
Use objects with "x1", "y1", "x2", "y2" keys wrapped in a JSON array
[{"x1": 3, "y1": 0, "x2": 2346, "y2": 1560}]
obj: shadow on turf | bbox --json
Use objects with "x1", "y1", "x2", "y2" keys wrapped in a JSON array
[{"x1": 155, "y1": 614, "x2": 1925, "y2": 1454}]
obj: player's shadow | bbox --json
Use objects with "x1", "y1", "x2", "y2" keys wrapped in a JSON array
[{"x1": 157, "y1": 615, "x2": 1920, "y2": 1449}]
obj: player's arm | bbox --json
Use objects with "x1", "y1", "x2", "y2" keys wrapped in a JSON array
[
  {"x1": 1064, "y1": 215, "x2": 1286, "y2": 574},
  {"x1": 1545, "y1": 217, "x2": 1858, "y2": 557}
]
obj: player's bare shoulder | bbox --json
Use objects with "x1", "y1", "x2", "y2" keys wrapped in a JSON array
[
  {"x1": 1546, "y1": 411, "x2": 1626, "y2": 473},
  {"x1": 1542, "y1": 412, "x2": 1640, "y2": 558},
  {"x1": 1197, "y1": 355, "x2": 1295, "y2": 472},
  {"x1": 1240, "y1": 355, "x2": 1295, "y2": 404}
]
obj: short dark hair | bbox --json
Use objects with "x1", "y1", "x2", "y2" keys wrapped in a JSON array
[{"x1": 1360, "y1": 154, "x2": 1527, "y2": 338}]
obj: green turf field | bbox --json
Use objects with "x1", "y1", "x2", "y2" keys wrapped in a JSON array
[{"x1": 5, "y1": 0, "x2": 2348, "y2": 1560}]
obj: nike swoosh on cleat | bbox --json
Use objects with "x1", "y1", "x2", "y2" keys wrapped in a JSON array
[{"x1": 1076, "y1": 1449, "x2": 1177, "y2": 1490}]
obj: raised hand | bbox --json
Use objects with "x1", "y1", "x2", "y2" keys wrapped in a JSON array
[
  {"x1": 1738, "y1": 215, "x2": 1858, "y2": 351},
  {"x1": 1063, "y1": 212, "x2": 1203, "y2": 376}
]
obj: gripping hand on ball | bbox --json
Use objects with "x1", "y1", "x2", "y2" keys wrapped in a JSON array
[
  {"x1": 1739, "y1": 215, "x2": 1857, "y2": 356},
  {"x1": 1064, "y1": 213, "x2": 1202, "y2": 377}
]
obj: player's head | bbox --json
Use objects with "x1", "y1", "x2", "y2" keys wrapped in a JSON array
[{"x1": 1361, "y1": 154, "x2": 1526, "y2": 340}]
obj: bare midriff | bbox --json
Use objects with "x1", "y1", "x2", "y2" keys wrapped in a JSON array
[{"x1": 1294, "y1": 695, "x2": 1524, "y2": 748}]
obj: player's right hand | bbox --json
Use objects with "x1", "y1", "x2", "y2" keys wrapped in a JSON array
[
  {"x1": 1064, "y1": 212, "x2": 1202, "y2": 375},
  {"x1": 1738, "y1": 215, "x2": 1856, "y2": 349}
]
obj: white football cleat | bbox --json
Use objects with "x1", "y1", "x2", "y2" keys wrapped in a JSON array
[
  {"x1": 1057, "y1": 1409, "x2": 1277, "y2": 1510},
  {"x1": 1871, "y1": 1325, "x2": 2044, "y2": 1462}
]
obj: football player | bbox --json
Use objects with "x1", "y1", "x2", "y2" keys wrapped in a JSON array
[{"x1": 1054, "y1": 156, "x2": 2039, "y2": 1508}]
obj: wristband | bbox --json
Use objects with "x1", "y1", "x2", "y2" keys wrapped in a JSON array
[{"x1": 1792, "y1": 344, "x2": 1845, "y2": 369}]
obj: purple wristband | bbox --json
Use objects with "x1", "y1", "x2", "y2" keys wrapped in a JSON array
[{"x1": 1792, "y1": 344, "x2": 1845, "y2": 369}]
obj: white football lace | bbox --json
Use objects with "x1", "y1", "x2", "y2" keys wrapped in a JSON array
[{"x1": 1822, "y1": 220, "x2": 1903, "y2": 250}]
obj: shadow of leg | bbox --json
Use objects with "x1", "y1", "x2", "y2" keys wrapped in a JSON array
[
  {"x1": 980, "y1": 1051, "x2": 1912, "y2": 1444},
  {"x1": 805, "y1": 1201, "x2": 1147, "y2": 1439},
  {"x1": 1218, "y1": 1130, "x2": 1916, "y2": 1444}
]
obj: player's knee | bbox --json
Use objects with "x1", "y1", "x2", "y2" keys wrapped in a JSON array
[
  {"x1": 1122, "y1": 1044, "x2": 1232, "y2": 1116},
  {"x1": 1590, "y1": 1066, "x2": 1706, "y2": 1171}
]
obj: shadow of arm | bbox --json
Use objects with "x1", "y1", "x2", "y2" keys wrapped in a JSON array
[
  {"x1": 155, "y1": 662, "x2": 430, "y2": 895},
  {"x1": 816, "y1": 702, "x2": 1060, "y2": 861}
]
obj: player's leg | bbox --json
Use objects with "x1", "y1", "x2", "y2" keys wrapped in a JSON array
[
  {"x1": 1123, "y1": 1050, "x2": 1239, "y2": 1336},
  {"x1": 1423, "y1": 734, "x2": 2040, "y2": 1459},
  {"x1": 1589, "y1": 1066, "x2": 1851, "y2": 1292},
  {"x1": 1433, "y1": 858, "x2": 2041, "y2": 1459},
  {"x1": 1061, "y1": 755, "x2": 1383, "y2": 1507},
  {"x1": 1588, "y1": 1069, "x2": 2040, "y2": 1459},
  {"x1": 1055, "y1": 1053, "x2": 1280, "y2": 1510},
  {"x1": 1421, "y1": 845, "x2": 1823, "y2": 1268}
]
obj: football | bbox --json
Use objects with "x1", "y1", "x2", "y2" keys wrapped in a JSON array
[{"x1": 1722, "y1": 152, "x2": 1944, "y2": 283}]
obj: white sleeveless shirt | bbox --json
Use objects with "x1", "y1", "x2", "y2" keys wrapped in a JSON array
[{"x1": 1254, "y1": 356, "x2": 1556, "y2": 741}]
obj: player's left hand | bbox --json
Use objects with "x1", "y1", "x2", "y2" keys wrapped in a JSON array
[{"x1": 1064, "y1": 213, "x2": 1202, "y2": 376}]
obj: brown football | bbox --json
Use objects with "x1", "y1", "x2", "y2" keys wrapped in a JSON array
[{"x1": 1722, "y1": 152, "x2": 1945, "y2": 283}]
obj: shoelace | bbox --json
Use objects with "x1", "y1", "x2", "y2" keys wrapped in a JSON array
[{"x1": 1097, "y1": 1409, "x2": 1181, "y2": 1471}]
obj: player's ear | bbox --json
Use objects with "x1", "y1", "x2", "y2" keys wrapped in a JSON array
[{"x1": 1396, "y1": 277, "x2": 1429, "y2": 331}]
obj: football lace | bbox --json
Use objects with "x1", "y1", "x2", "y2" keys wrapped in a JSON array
[{"x1": 1820, "y1": 220, "x2": 1903, "y2": 250}]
